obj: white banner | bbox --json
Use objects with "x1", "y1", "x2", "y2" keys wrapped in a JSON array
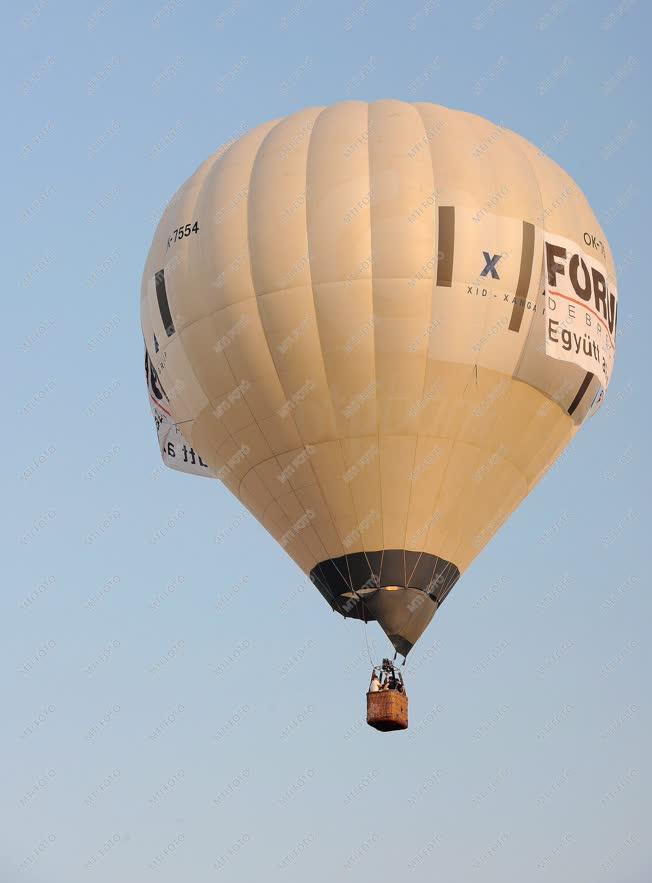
[
  {"x1": 544, "y1": 232, "x2": 617, "y2": 388},
  {"x1": 145, "y1": 350, "x2": 214, "y2": 478}
]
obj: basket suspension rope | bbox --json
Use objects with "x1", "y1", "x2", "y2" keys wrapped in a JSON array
[{"x1": 363, "y1": 619, "x2": 375, "y2": 668}]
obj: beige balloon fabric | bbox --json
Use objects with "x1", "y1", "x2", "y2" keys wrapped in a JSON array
[{"x1": 141, "y1": 100, "x2": 618, "y2": 656}]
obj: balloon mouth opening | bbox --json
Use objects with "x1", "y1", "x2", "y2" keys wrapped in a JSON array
[
  {"x1": 309, "y1": 548, "x2": 460, "y2": 621},
  {"x1": 309, "y1": 549, "x2": 460, "y2": 652}
]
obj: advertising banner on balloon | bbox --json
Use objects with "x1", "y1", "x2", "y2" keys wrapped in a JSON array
[
  {"x1": 543, "y1": 232, "x2": 617, "y2": 388},
  {"x1": 145, "y1": 349, "x2": 214, "y2": 478}
]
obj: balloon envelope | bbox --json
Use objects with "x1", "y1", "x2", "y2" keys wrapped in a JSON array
[{"x1": 141, "y1": 100, "x2": 617, "y2": 655}]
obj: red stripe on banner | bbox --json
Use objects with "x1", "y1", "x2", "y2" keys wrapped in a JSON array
[
  {"x1": 549, "y1": 290, "x2": 615, "y2": 347},
  {"x1": 150, "y1": 393, "x2": 173, "y2": 419}
]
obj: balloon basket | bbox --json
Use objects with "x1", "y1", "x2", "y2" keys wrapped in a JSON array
[{"x1": 366, "y1": 689, "x2": 408, "y2": 732}]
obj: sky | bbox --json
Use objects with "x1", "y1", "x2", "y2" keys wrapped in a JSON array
[{"x1": 2, "y1": 0, "x2": 650, "y2": 880}]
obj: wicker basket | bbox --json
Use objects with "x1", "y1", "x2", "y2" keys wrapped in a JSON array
[{"x1": 367, "y1": 689, "x2": 408, "y2": 731}]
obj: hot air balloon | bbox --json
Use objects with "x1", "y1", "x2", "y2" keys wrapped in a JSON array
[{"x1": 141, "y1": 100, "x2": 617, "y2": 731}]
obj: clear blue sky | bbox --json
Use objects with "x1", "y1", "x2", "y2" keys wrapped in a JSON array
[{"x1": 3, "y1": 1, "x2": 650, "y2": 881}]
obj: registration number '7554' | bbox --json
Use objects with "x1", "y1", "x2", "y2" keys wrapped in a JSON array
[{"x1": 167, "y1": 220, "x2": 199, "y2": 248}]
